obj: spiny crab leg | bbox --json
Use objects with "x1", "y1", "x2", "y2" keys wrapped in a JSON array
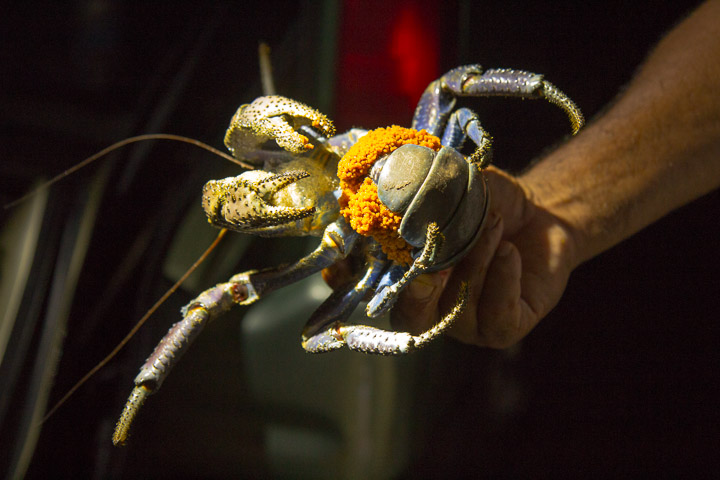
[
  {"x1": 302, "y1": 223, "x2": 457, "y2": 354},
  {"x1": 239, "y1": 218, "x2": 360, "y2": 303},
  {"x1": 439, "y1": 108, "x2": 494, "y2": 167},
  {"x1": 459, "y1": 66, "x2": 584, "y2": 134},
  {"x1": 302, "y1": 282, "x2": 468, "y2": 355},
  {"x1": 301, "y1": 248, "x2": 389, "y2": 352},
  {"x1": 113, "y1": 220, "x2": 359, "y2": 444},
  {"x1": 113, "y1": 280, "x2": 248, "y2": 445},
  {"x1": 223, "y1": 95, "x2": 336, "y2": 158},
  {"x1": 413, "y1": 65, "x2": 585, "y2": 139},
  {"x1": 366, "y1": 222, "x2": 444, "y2": 318}
]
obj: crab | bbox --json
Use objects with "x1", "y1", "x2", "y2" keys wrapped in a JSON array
[{"x1": 112, "y1": 64, "x2": 584, "y2": 445}]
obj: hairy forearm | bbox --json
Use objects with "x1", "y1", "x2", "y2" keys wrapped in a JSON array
[{"x1": 522, "y1": 0, "x2": 720, "y2": 267}]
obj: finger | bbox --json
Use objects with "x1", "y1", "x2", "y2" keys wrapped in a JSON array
[
  {"x1": 392, "y1": 270, "x2": 451, "y2": 335},
  {"x1": 484, "y1": 167, "x2": 534, "y2": 236},
  {"x1": 440, "y1": 212, "x2": 504, "y2": 340},
  {"x1": 473, "y1": 240, "x2": 534, "y2": 348}
]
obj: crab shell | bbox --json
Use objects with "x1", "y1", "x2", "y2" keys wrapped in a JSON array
[{"x1": 372, "y1": 144, "x2": 490, "y2": 270}]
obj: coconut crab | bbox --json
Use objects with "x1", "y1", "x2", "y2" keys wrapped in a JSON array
[{"x1": 113, "y1": 64, "x2": 584, "y2": 444}]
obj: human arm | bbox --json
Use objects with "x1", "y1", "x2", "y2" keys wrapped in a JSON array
[{"x1": 394, "y1": 0, "x2": 720, "y2": 348}]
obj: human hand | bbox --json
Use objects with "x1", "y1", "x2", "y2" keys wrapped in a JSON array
[
  {"x1": 391, "y1": 166, "x2": 579, "y2": 349},
  {"x1": 327, "y1": 0, "x2": 720, "y2": 349}
]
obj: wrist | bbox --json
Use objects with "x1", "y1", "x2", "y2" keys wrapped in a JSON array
[{"x1": 518, "y1": 176, "x2": 585, "y2": 277}]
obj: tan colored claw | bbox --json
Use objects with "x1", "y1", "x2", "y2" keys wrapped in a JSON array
[
  {"x1": 202, "y1": 170, "x2": 316, "y2": 232},
  {"x1": 224, "y1": 95, "x2": 335, "y2": 157}
]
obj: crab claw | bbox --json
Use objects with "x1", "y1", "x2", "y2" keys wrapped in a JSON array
[
  {"x1": 202, "y1": 169, "x2": 316, "y2": 235},
  {"x1": 224, "y1": 95, "x2": 336, "y2": 158}
]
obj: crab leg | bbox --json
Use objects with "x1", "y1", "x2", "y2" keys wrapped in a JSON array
[
  {"x1": 302, "y1": 225, "x2": 471, "y2": 355},
  {"x1": 301, "y1": 247, "x2": 389, "y2": 352},
  {"x1": 413, "y1": 64, "x2": 584, "y2": 136},
  {"x1": 303, "y1": 282, "x2": 469, "y2": 355},
  {"x1": 365, "y1": 222, "x2": 443, "y2": 318},
  {"x1": 113, "y1": 218, "x2": 359, "y2": 445},
  {"x1": 461, "y1": 67, "x2": 584, "y2": 134},
  {"x1": 113, "y1": 280, "x2": 248, "y2": 445},
  {"x1": 238, "y1": 218, "x2": 359, "y2": 303},
  {"x1": 439, "y1": 108, "x2": 493, "y2": 167}
]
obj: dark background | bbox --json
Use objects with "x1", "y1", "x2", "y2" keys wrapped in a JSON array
[{"x1": 1, "y1": 0, "x2": 717, "y2": 478}]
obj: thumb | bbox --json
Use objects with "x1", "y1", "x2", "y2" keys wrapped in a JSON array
[{"x1": 391, "y1": 270, "x2": 451, "y2": 335}]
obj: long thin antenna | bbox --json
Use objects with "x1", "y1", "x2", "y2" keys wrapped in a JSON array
[
  {"x1": 4, "y1": 134, "x2": 253, "y2": 210},
  {"x1": 41, "y1": 227, "x2": 228, "y2": 423}
]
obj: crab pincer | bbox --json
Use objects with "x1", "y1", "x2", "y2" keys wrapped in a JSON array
[
  {"x1": 202, "y1": 170, "x2": 316, "y2": 231},
  {"x1": 224, "y1": 95, "x2": 336, "y2": 157}
]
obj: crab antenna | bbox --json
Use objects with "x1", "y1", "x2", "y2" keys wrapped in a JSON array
[
  {"x1": 41, "y1": 227, "x2": 228, "y2": 424},
  {"x1": 4, "y1": 134, "x2": 253, "y2": 210}
]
